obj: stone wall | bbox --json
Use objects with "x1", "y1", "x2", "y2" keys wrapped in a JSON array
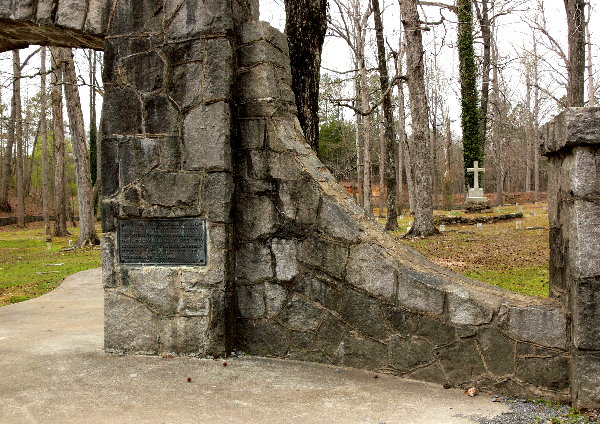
[
  {"x1": 541, "y1": 108, "x2": 600, "y2": 408},
  {"x1": 99, "y1": 0, "x2": 257, "y2": 357},
  {"x1": 2, "y1": 0, "x2": 598, "y2": 407},
  {"x1": 233, "y1": 22, "x2": 571, "y2": 401}
]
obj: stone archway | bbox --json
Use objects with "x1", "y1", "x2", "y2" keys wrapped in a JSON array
[{"x1": 1, "y1": 0, "x2": 598, "y2": 409}]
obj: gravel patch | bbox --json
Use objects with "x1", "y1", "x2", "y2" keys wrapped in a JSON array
[{"x1": 475, "y1": 397, "x2": 599, "y2": 424}]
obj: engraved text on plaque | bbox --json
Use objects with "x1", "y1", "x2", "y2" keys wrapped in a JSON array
[{"x1": 118, "y1": 218, "x2": 207, "y2": 265}]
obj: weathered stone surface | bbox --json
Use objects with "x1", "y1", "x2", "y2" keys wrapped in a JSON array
[
  {"x1": 298, "y1": 238, "x2": 348, "y2": 279},
  {"x1": 346, "y1": 244, "x2": 395, "y2": 299},
  {"x1": 271, "y1": 238, "x2": 298, "y2": 281},
  {"x1": 337, "y1": 332, "x2": 387, "y2": 371},
  {"x1": 236, "y1": 194, "x2": 278, "y2": 240},
  {"x1": 167, "y1": 0, "x2": 233, "y2": 38},
  {"x1": 200, "y1": 172, "x2": 234, "y2": 223},
  {"x1": 158, "y1": 316, "x2": 208, "y2": 355},
  {"x1": 389, "y1": 336, "x2": 434, "y2": 372},
  {"x1": 170, "y1": 61, "x2": 203, "y2": 111},
  {"x1": 571, "y1": 200, "x2": 600, "y2": 279},
  {"x1": 407, "y1": 362, "x2": 447, "y2": 384},
  {"x1": 179, "y1": 288, "x2": 211, "y2": 316},
  {"x1": 447, "y1": 288, "x2": 495, "y2": 326},
  {"x1": 183, "y1": 102, "x2": 231, "y2": 171},
  {"x1": 240, "y1": 119, "x2": 266, "y2": 149},
  {"x1": 235, "y1": 243, "x2": 272, "y2": 282},
  {"x1": 279, "y1": 296, "x2": 323, "y2": 331},
  {"x1": 238, "y1": 63, "x2": 280, "y2": 100},
  {"x1": 118, "y1": 138, "x2": 160, "y2": 186},
  {"x1": 265, "y1": 283, "x2": 288, "y2": 316},
  {"x1": 120, "y1": 50, "x2": 164, "y2": 93},
  {"x1": 516, "y1": 355, "x2": 569, "y2": 391},
  {"x1": 437, "y1": 339, "x2": 486, "y2": 384},
  {"x1": 104, "y1": 290, "x2": 157, "y2": 353},
  {"x1": 316, "y1": 314, "x2": 347, "y2": 356},
  {"x1": 317, "y1": 197, "x2": 362, "y2": 242},
  {"x1": 278, "y1": 179, "x2": 321, "y2": 224},
  {"x1": 144, "y1": 94, "x2": 179, "y2": 135},
  {"x1": 477, "y1": 328, "x2": 515, "y2": 376},
  {"x1": 573, "y1": 352, "x2": 600, "y2": 409},
  {"x1": 56, "y1": 0, "x2": 87, "y2": 30},
  {"x1": 101, "y1": 235, "x2": 116, "y2": 288},
  {"x1": 384, "y1": 306, "x2": 417, "y2": 336},
  {"x1": 293, "y1": 275, "x2": 345, "y2": 312},
  {"x1": 204, "y1": 38, "x2": 233, "y2": 101},
  {"x1": 237, "y1": 284, "x2": 265, "y2": 319},
  {"x1": 504, "y1": 305, "x2": 567, "y2": 349},
  {"x1": 141, "y1": 171, "x2": 201, "y2": 207},
  {"x1": 101, "y1": 137, "x2": 119, "y2": 197},
  {"x1": 109, "y1": 0, "x2": 163, "y2": 35},
  {"x1": 397, "y1": 270, "x2": 446, "y2": 316},
  {"x1": 415, "y1": 315, "x2": 456, "y2": 347},
  {"x1": 541, "y1": 107, "x2": 600, "y2": 155},
  {"x1": 239, "y1": 319, "x2": 288, "y2": 356},
  {"x1": 101, "y1": 87, "x2": 142, "y2": 136},
  {"x1": 341, "y1": 290, "x2": 388, "y2": 341},
  {"x1": 572, "y1": 277, "x2": 600, "y2": 350},
  {"x1": 128, "y1": 267, "x2": 179, "y2": 316},
  {"x1": 85, "y1": 0, "x2": 112, "y2": 35}
]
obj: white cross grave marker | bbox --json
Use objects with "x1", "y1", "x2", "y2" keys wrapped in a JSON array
[
  {"x1": 467, "y1": 161, "x2": 485, "y2": 190},
  {"x1": 466, "y1": 161, "x2": 487, "y2": 203}
]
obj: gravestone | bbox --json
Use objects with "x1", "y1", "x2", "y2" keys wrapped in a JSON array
[{"x1": 466, "y1": 161, "x2": 488, "y2": 203}]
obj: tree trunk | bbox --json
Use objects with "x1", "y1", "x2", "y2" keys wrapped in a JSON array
[
  {"x1": 58, "y1": 47, "x2": 99, "y2": 247},
  {"x1": 0, "y1": 56, "x2": 16, "y2": 212},
  {"x1": 491, "y1": 41, "x2": 503, "y2": 206},
  {"x1": 378, "y1": 120, "x2": 386, "y2": 217},
  {"x1": 458, "y1": 0, "x2": 482, "y2": 188},
  {"x1": 475, "y1": 0, "x2": 492, "y2": 145},
  {"x1": 13, "y1": 51, "x2": 25, "y2": 228},
  {"x1": 284, "y1": 0, "x2": 327, "y2": 152},
  {"x1": 51, "y1": 47, "x2": 68, "y2": 237},
  {"x1": 358, "y1": 59, "x2": 372, "y2": 214},
  {"x1": 399, "y1": 0, "x2": 437, "y2": 236},
  {"x1": 564, "y1": 0, "x2": 585, "y2": 106},
  {"x1": 585, "y1": 4, "x2": 596, "y2": 106},
  {"x1": 532, "y1": 37, "x2": 541, "y2": 202},
  {"x1": 40, "y1": 47, "x2": 51, "y2": 235},
  {"x1": 372, "y1": 0, "x2": 398, "y2": 231}
]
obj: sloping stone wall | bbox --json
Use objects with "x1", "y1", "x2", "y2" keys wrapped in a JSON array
[
  {"x1": 3, "y1": 1, "x2": 598, "y2": 407},
  {"x1": 541, "y1": 108, "x2": 600, "y2": 408},
  {"x1": 233, "y1": 22, "x2": 570, "y2": 401}
]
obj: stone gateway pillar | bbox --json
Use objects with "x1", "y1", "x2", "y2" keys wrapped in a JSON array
[
  {"x1": 542, "y1": 107, "x2": 600, "y2": 409},
  {"x1": 101, "y1": 0, "x2": 258, "y2": 357}
]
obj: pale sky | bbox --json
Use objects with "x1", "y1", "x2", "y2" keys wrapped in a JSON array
[{"x1": 0, "y1": 0, "x2": 598, "y2": 141}]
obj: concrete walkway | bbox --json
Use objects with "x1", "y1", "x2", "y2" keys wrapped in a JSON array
[{"x1": 0, "y1": 269, "x2": 510, "y2": 424}]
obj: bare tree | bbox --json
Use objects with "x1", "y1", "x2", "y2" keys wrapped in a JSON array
[
  {"x1": 329, "y1": 0, "x2": 373, "y2": 212},
  {"x1": 40, "y1": 47, "x2": 51, "y2": 235},
  {"x1": 57, "y1": 47, "x2": 99, "y2": 247},
  {"x1": 285, "y1": 0, "x2": 328, "y2": 151},
  {"x1": 13, "y1": 50, "x2": 25, "y2": 227},
  {"x1": 400, "y1": 0, "x2": 437, "y2": 236},
  {"x1": 0, "y1": 55, "x2": 16, "y2": 213},
  {"x1": 585, "y1": 3, "x2": 596, "y2": 106},
  {"x1": 371, "y1": 0, "x2": 398, "y2": 230},
  {"x1": 50, "y1": 47, "x2": 68, "y2": 237},
  {"x1": 564, "y1": 0, "x2": 585, "y2": 106}
]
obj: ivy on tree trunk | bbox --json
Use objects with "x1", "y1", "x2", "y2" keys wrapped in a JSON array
[{"x1": 457, "y1": 0, "x2": 482, "y2": 188}]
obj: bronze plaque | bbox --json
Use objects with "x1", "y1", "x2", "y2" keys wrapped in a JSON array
[{"x1": 118, "y1": 218, "x2": 206, "y2": 265}]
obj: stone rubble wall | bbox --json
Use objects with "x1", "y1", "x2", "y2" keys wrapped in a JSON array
[
  {"x1": 541, "y1": 108, "x2": 600, "y2": 408},
  {"x1": 100, "y1": 0, "x2": 257, "y2": 357},
  {"x1": 233, "y1": 22, "x2": 571, "y2": 401}
]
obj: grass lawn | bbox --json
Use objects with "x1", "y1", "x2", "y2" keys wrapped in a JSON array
[
  {"x1": 0, "y1": 222, "x2": 101, "y2": 306},
  {"x1": 382, "y1": 202, "x2": 550, "y2": 297}
]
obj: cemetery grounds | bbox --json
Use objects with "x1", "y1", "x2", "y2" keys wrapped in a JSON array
[{"x1": 0, "y1": 203, "x2": 549, "y2": 307}]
